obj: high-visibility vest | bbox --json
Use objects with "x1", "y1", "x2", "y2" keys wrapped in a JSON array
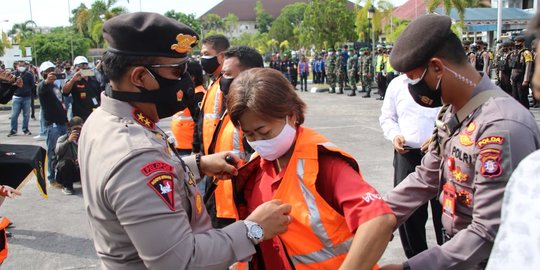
[
  {"x1": 0, "y1": 216, "x2": 10, "y2": 264},
  {"x1": 237, "y1": 127, "x2": 379, "y2": 270},
  {"x1": 170, "y1": 85, "x2": 206, "y2": 150},
  {"x1": 212, "y1": 112, "x2": 245, "y2": 219},
  {"x1": 200, "y1": 77, "x2": 223, "y2": 155}
]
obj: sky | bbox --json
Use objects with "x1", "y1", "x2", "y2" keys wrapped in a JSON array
[{"x1": 0, "y1": 0, "x2": 408, "y2": 32}]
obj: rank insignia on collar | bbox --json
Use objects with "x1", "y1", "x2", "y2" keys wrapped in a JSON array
[
  {"x1": 452, "y1": 166, "x2": 469, "y2": 182},
  {"x1": 170, "y1": 34, "x2": 197, "y2": 54},
  {"x1": 479, "y1": 148, "x2": 502, "y2": 178},
  {"x1": 132, "y1": 109, "x2": 155, "y2": 130},
  {"x1": 147, "y1": 173, "x2": 176, "y2": 211},
  {"x1": 457, "y1": 190, "x2": 472, "y2": 207}
]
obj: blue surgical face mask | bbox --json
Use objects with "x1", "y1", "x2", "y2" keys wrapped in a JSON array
[{"x1": 247, "y1": 118, "x2": 297, "y2": 161}]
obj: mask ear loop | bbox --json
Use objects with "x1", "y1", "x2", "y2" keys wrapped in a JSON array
[{"x1": 444, "y1": 66, "x2": 477, "y2": 87}]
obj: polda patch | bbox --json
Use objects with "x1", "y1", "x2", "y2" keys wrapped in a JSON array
[
  {"x1": 479, "y1": 148, "x2": 503, "y2": 178},
  {"x1": 147, "y1": 173, "x2": 175, "y2": 211},
  {"x1": 141, "y1": 161, "x2": 174, "y2": 176},
  {"x1": 476, "y1": 136, "x2": 505, "y2": 148}
]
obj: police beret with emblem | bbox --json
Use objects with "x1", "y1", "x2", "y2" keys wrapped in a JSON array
[
  {"x1": 103, "y1": 12, "x2": 199, "y2": 58},
  {"x1": 390, "y1": 14, "x2": 452, "y2": 72},
  {"x1": 514, "y1": 35, "x2": 525, "y2": 42}
]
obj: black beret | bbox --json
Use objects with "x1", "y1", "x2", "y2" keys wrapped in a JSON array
[
  {"x1": 103, "y1": 12, "x2": 199, "y2": 58},
  {"x1": 390, "y1": 14, "x2": 452, "y2": 72},
  {"x1": 514, "y1": 35, "x2": 525, "y2": 42},
  {"x1": 462, "y1": 40, "x2": 472, "y2": 45},
  {"x1": 475, "y1": 39, "x2": 484, "y2": 45},
  {"x1": 502, "y1": 40, "x2": 513, "y2": 46}
]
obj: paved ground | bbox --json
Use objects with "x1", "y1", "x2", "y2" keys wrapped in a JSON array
[{"x1": 1, "y1": 84, "x2": 539, "y2": 269}]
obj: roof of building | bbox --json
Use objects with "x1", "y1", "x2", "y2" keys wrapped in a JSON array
[
  {"x1": 434, "y1": 8, "x2": 534, "y2": 31},
  {"x1": 200, "y1": 0, "x2": 359, "y2": 21},
  {"x1": 392, "y1": 0, "x2": 431, "y2": 21}
]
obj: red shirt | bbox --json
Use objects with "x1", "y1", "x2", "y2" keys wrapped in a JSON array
[{"x1": 244, "y1": 153, "x2": 393, "y2": 270}]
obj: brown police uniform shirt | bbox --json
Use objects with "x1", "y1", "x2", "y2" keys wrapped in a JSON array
[
  {"x1": 385, "y1": 74, "x2": 540, "y2": 270},
  {"x1": 79, "y1": 92, "x2": 255, "y2": 270}
]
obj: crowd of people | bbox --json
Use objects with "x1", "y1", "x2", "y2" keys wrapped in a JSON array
[{"x1": 0, "y1": 9, "x2": 540, "y2": 270}]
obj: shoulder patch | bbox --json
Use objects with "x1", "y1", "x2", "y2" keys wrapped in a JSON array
[
  {"x1": 523, "y1": 51, "x2": 533, "y2": 62},
  {"x1": 141, "y1": 161, "x2": 174, "y2": 176},
  {"x1": 477, "y1": 136, "x2": 505, "y2": 148},
  {"x1": 479, "y1": 148, "x2": 503, "y2": 178},
  {"x1": 147, "y1": 173, "x2": 176, "y2": 211}
]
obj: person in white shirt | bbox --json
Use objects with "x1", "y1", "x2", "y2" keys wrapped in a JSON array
[
  {"x1": 486, "y1": 149, "x2": 540, "y2": 269},
  {"x1": 379, "y1": 74, "x2": 444, "y2": 258}
]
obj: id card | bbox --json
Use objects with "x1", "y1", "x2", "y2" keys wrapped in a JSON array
[{"x1": 442, "y1": 183, "x2": 456, "y2": 219}]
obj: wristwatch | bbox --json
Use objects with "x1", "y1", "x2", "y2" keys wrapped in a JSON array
[{"x1": 243, "y1": 220, "x2": 264, "y2": 245}]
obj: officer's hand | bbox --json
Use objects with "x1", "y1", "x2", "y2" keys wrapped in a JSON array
[
  {"x1": 393, "y1": 135, "x2": 408, "y2": 154},
  {"x1": 246, "y1": 199, "x2": 291, "y2": 240},
  {"x1": 380, "y1": 264, "x2": 403, "y2": 270},
  {"x1": 200, "y1": 151, "x2": 239, "y2": 179}
]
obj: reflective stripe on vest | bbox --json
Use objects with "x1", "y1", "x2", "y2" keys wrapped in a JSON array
[
  {"x1": 201, "y1": 78, "x2": 223, "y2": 155},
  {"x1": 214, "y1": 113, "x2": 244, "y2": 219},
  {"x1": 290, "y1": 158, "x2": 353, "y2": 265}
]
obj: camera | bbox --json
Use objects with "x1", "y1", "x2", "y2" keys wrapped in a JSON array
[{"x1": 54, "y1": 73, "x2": 66, "y2": 79}]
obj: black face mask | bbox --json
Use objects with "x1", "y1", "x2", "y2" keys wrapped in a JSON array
[
  {"x1": 515, "y1": 43, "x2": 523, "y2": 50},
  {"x1": 407, "y1": 68, "x2": 443, "y2": 108},
  {"x1": 109, "y1": 69, "x2": 193, "y2": 119},
  {"x1": 201, "y1": 55, "x2": 220, "y2": 75},
  {"x1": 219, "y1": 77, "x2": 234, "y2": 95}
]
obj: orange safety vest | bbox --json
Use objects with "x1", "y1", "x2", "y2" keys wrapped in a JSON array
[
  {"x1": 200, "y1": 78, "x2": 223, "y2": 155},
  {"x1": 236, "y1": 127, "x2": 379, "y2": 270},
  {"x1": 212, "y1": 112, "x2": 245, "y2": 220},
  {"x1": 170, "y1": 85, "x2": 206, "y2": 150},
  {"x1": 0, "y1": 216, "x2": 10, "y2": 264}
]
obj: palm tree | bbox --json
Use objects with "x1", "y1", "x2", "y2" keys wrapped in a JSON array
[
  {"x1": 7, "y1": 20, "x2": 37, "y2": 44},
  {"x1": 72, "y1": 0, "x2": 126, "y2": 48}
]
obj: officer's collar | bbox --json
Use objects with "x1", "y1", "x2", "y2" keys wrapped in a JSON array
[{"x1": 100, "y1": 90, "x2": 157, "y2": 131}]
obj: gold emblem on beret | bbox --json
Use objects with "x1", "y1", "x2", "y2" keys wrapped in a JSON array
[{"x1": 170, "y1": 34, "x2": 197, "y2": 54}]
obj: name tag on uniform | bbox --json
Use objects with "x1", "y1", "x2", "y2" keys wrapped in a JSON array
[{"x1": 442, "y1": 183, "x2": 456, "y2": 219}]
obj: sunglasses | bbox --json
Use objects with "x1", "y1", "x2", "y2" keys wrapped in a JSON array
[{"x1": 146, "y1": 58, "x2": 190, "y2": 78}]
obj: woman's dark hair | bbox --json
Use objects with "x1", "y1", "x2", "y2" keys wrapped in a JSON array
[{"x1": 227, "y1": 68, "x2": 306, "y2": 126}]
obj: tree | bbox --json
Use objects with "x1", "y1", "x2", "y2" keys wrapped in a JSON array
[
  {"x1": 21, "y1": 27, "x2": 91, "y2": 62},
  {"x1": 71, "y1": 0, "x2": 126, "y2": 48},
  {"x1": 164, "y1": 10, "x2": 202, "y2": 32},
  {"x1": 255, "y1": 0, "x2": 273, "y2": 33},
  {"x1": 224, "y1": 13, "x2": 239, "y2": 35},
  {"x1": 8, "y1": 20, "x2": 37, "y2": 44},
  {"x1": 201, "y1": 13, "x2": 225, "y2": 35},
  {"x1": 299, "y1": 0, "x2": 356, "y2": 49},
  {"x1": 269, "y1": 2, "x2": 307, "y2": 48}
]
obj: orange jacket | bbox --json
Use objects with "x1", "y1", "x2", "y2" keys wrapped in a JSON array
[
  {"x1": 235, "y1": 127, "x2": 378, "y2": 270},
  {"x1": 0, "y1": 216, "x2": 10, "y2": 264},
  {"x1": 212, "y1": 112, "x2": 246, "y2": 220},
  {"x1": 200, "y1": 78, "x2": 223, "y2": 155},
  {"x1": 170, "y1": 85, "x2": 206, "y2": 150}
]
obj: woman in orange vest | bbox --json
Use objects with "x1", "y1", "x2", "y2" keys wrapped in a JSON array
[
  {"x1": 226, "y1": 68, "x2": 396, "y2": 270},
  {"x1": 171, "y1": 60, "x2": 206, "y2": 156}
]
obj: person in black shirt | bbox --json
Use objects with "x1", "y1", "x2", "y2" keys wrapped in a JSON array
[
  {"x1": 37, "y1": 61, "x2": 68, "y2": 188},
  {"x1": 61, "y1": 56, "x2": 101, "y2": 120},
  {"x1": 8, "y1": 61, "x2": 35, "y2": 136}
]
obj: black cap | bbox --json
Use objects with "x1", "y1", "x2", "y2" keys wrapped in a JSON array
[
  {"x1": 103, "y1": 12, "x2": 199, "y2": 58},
  {"x1": 390, "y1": 14, "x2": 452, "y2": 72},
  {"x1": 514, "y1": 35, "x2": 525, "y2": 42}
]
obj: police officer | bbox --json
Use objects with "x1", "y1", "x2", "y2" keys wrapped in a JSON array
[
  {"x1": 380, "y1": 14, "x2": 540, "y2": 270},
  {"x1": 347, "y1": 47, "x2": 359, "y2": 96},
  {"x1": 290, "y1": 51, "x2": 299, "y2": 89},
  {"x1": 79, "y1": 12, "x2": 291, "y2": 269},
  {"x1": 508, "y1": 36, "x2": 534, "y2": 109},
  {"x1": 361, "y1": 48, "x2": 374, "y2": 98},
  {"x1": 327, "y1": 48, "x2": 337, "y2": 93},
  {"x1": 375, "y1": 44, "x2": 388, "y2": 100},
  {"x1": 474, "y1": 40, "x2": 490, "y2": 75},
  {"x1": 495, "y1": 40, "x2": 513, "y2": 95},
  {"x1": 335, "y1": 47, "x2": 345, "y2": 94}
]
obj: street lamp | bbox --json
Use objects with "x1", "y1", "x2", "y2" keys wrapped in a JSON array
[{"x1": 368, "y1": 6, "x2": 376, "y2": 85}]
